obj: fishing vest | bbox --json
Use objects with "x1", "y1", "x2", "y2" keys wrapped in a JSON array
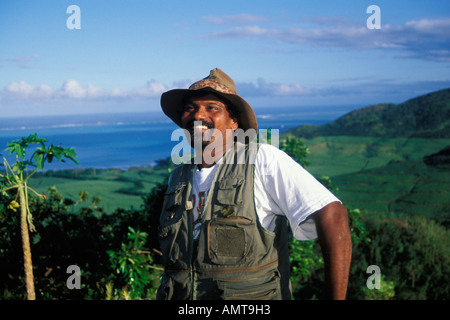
[{"x1": 156, "y1": 142, "x2": 291, "y2": 300}]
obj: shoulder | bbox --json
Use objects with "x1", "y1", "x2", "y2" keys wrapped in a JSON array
[
  {"x1": 168, "y1": 163, "x2": 192, "y2": 185},
  {"x1": 256, "y1": 143, "x2": 288, "y2": 161},
  {"x1": 254, "y1": 143, "x2": 301, "y2": 183},
  {"x1": 256, "y1": 143, "x2": 301, "y2": 169}
]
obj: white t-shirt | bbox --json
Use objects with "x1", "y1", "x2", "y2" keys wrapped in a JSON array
[{"x1": 188, "y1": 144, "x2": 340, "y2": 241}]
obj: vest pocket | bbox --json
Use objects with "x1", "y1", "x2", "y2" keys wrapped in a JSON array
[
  {"x1": 216, "y1": 176, "x2": 245, "y2": 205},
  {"x1": 158, "y1": 219, "x2": 182, "y2": 266},
  {"x1": 207, "y1": 217, "x2": 252, "y2": 265},
  {"x1": 159, "y1": 182, "x2": 186, "y2": 266},
  {"x1": 163, "y1": 182, "x2": 186, "y2": 211},
  {"x1": 218, "y1": 270, "x2": 282, "y2": 300}
]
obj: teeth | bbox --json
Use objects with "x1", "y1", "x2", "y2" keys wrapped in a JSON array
[{"x1": 194, "y1": 125, "x2": 209, "y2": 130}]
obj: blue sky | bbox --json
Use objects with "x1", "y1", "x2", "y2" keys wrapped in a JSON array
[{"x1": 1, "y1": 0, "x2": 450, "y2": 117}]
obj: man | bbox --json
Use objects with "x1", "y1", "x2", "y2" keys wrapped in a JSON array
[{"x1": 158, "y1": 68, "x2": 352, "y2": 300}]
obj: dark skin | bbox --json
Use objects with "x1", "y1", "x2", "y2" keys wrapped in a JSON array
[
  {"x1": 181, "y1": 94, "x2": 353, "y2": 299},
  {"x1": 181, "y1": 94, "x2": 238, "y2": 169},
  {"x1": 314, "y1": 201, "x2": 352, "y2": 299}
]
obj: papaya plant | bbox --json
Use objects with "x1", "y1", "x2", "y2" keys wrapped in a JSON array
[{"x1": 0, "y1": 133, "x2": 78, "y2": 300}]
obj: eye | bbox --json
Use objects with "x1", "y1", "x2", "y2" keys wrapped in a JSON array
[
  {"x1": 183, "y1": 104, "x2": 195, "y2": 112},
  {"x1": 207, "y1": 104, "x2": 222, "y2": 112}
]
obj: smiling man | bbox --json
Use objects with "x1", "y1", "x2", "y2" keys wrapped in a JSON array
[
  {"x1": 158, "y1": 68, "x2": 352, "y2": 300},
  {"x1": 181, "y1": 92, "x2": 238, "y2": 167}
]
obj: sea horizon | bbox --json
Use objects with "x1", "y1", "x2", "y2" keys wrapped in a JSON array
[{"x1": 0, "y1": 106, "x2": 355, "y2": 171}]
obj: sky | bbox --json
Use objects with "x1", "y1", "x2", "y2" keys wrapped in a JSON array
[{"x1": 1, "y1": 0, "x2": 450, "y2": 117}]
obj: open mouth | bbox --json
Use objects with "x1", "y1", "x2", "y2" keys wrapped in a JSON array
[
  {"x1": 187, "y1": 121, "x2": 214, "y2": 134},
  {"x1": 193, "y1": 124, "x2": 210, "y2": 132}
]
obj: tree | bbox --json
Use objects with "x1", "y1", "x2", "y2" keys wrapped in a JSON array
[
  {"x1": 0, "y1": 133, "x2": 78, "y2": 300},
  {"x1": 280, "y1": 136, "x2": 310, "y2": 167}
]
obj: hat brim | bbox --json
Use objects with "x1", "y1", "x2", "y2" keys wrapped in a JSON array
[{"x1": 161, "y1": 87, "x2": 258, "y2": 132}]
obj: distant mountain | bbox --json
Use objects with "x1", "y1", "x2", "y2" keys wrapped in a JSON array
[{"x1": 284, "y1": 88, "x2": 450, "y2": 138}]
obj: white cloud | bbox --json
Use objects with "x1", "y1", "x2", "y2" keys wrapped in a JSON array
[
  {"x1": 59, "y1": 80, "x2": 104, "y2": 99},
  {"x1": 212, "y1": 25, "x2": 268, "y2": 38},
  {"x1": 207, "y1": 16, "x2": 450, "y2": 62},
  {"x1": 404, "y1": 18, "x2": 450, "y2": 36},
  {"x1": 238, "y1": 78, "x2": 315, "y2": 97},
  {"x1": 132, "y1": 81, "x2": 168, "y2": 98},
  {"x1": 110, "y1": 87, "x2": 128, "y2": 98},
  {"x1": 1, "y1": 79, "x2": 169, "y2": 102},
  {"x1": 4, "y1": 81, "x2": 54, "y2": 99},
  {"x1": 1, "y1": 77, "x2": 316, "y2": 104},
  {"x1": 203, "y1": 14, "x2": 267, "y2": 25}
]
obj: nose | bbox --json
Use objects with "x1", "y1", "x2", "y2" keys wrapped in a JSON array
[{"x1": 193, "y1": 107, "x2": 207, "y2": 121}]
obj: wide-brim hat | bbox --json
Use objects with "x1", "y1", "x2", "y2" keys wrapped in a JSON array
[{"x1": 161, "y1": 68, "x2": 258, "y2": 132}]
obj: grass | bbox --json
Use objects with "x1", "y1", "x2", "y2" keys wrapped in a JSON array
[
  {"x1": 302, "y1": 136, "x2": 450, "y2": 223},
  {"x1": 29, "y1": 166, "x2": 170, "y2": 213},
  {"x1": 304, "y1": 136, "x2": 450, "y2": 178}
]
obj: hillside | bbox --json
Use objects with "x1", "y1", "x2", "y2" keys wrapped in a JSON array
[
  {"x1": 332, "y1": 154, "x2": 450, "y2": 225},
  {"x1": 299, "y1": 136, "x2": 450, "y2": 224},
  {"x1": 284, "y1": 88, "x2": 450, "y2": 138},
  {"x1": 283, "y1": 87, "x2": 450, "y2": 224},
  {"x1": 30, "y1": 166, "x2": 170, "y2": 212}
]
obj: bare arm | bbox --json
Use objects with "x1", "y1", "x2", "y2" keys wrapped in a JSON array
[{"x1": 314, "y1": 201, "x2": 352, "y2": 300}]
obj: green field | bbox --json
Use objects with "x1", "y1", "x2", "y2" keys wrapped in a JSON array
[
  {"x1": 303, "y1": 136, "x2": 450, "y2": 223},
  {"x1": 28, "y1": 136, "x2": 450, "y2": 223},
  {"x1": 304, "y1": 136, "x2": 449, "y2": 176},
  {"x1": 29, "y1": 166, "x2": 170, "y2": 212}
]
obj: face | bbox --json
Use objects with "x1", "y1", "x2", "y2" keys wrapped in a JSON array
[{"x1": 181, "y1": 94, "x2": 238, "y2": 152}]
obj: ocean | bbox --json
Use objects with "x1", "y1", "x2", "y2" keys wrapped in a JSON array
[{"x1": 0, "y1": 106, "x2": 349, "y2": 171}]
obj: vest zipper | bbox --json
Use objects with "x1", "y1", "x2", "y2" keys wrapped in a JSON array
[
  {"x1": 187, "y1": 167, "x2": 196, "y2": 300},
  {"x1": 188, "y1": 209, "x2": 196, "y2": 300}
]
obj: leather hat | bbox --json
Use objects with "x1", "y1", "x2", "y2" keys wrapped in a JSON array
[{"x1": 161, "y1": 68, "x2": 257, "y2": 132}]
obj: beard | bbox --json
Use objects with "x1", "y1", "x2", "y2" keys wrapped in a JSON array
[{"x1": 185, "y1": 120, "x2": 215, "y2": 150}]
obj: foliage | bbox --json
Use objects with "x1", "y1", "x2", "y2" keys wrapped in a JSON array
[
  {"x1": 280, "y1": 135, "x2": 310, "y2": 167},
  {"x1": 362, "y1": 274, "x2": 396, "y2": 300},
  {"x1": 0, "y1": 182, "x2": 166, "y2": 300},
  {"x1": 106, "y1": 227, "x2": 162, "y2": 300},
  {"x1": 0, "y1": 133, "x2": 78, "y2": 300},
  {"x1": 288, "y1": 239, "x2": 324, "y2": 299},
  {"x1": 1, "y1": 134, "x2": 78, "y2": 229},
  {"x1": 348, "y1": 211, "x2": 449, "y2": 300}
]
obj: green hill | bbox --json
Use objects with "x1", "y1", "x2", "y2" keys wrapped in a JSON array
[
  {"x1": 300, "y1": 136, "x2": 450, "y2": 224},
  {"x1": 285, "y1": 88, "x2": 450, "y2": 138},
  {"x1": 281, "y1": 88, "x2": 450, "y2": 224},
  {"x1": 332, "y1": 154, "x2": 450, "y2": 224}
]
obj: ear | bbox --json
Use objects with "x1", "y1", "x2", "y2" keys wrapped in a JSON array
[{"x1": 231, "y1": 118, "x2": 239, "y2": 130}]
